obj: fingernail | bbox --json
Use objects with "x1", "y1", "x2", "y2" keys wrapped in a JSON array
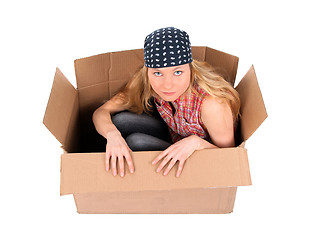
[
  {"x1": 131, "y1": 169, "x2": 134, "y2": 173},
  {"x1": 120, "y1": 172, "x2": 124, "y2": 177}
]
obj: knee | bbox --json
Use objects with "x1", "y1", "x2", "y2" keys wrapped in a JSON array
[
  {"x1": 126, "y1": 133, "x2": 145, "y2": 151},
  {"x1": 126, "y1": 132, "x2": 171, "y2": 151},
  {"x1": 111, "y1": 111, "x2": 129, "y2": 127}
]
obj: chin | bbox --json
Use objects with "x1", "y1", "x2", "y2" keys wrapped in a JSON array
[{"x1": 161, "y1": 95, "x2": 179, "y2": 102}]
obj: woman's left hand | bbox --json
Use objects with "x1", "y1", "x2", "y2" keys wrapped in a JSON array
[{"x1": 152, "y1": 135, "x2": 210, "y2": 177}]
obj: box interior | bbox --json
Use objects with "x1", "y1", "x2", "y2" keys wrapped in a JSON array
[{"x1": 43, "y1": 46, "x2": 267, "y2": 154}]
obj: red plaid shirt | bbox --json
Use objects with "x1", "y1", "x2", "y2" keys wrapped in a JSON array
[{"x1": 154, "y1": 84, "x2": 211, "y2": 143}]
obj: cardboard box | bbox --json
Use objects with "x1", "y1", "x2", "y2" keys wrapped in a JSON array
[{"x1": 43, "y1": 46, "x2": 267, "y2": 214}]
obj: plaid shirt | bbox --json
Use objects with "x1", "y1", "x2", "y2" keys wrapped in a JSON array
[{"x1": 154, "y1": 84, "x2": 211, "y2": 143}]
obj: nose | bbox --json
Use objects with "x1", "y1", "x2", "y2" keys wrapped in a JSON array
[{"x1": 162, "y1": 77, "x2": 174, "y2": 90}]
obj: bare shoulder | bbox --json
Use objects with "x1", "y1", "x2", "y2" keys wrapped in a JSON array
[
  {"x1": 201, "y1": 96, "x2": 232, "y2": 118},
  {"x1": 200, "y1": 95, "x2": 233, "y2": 129},
  {"x1": 201, "y1": 95, "x2": 235, "y2": 147}
]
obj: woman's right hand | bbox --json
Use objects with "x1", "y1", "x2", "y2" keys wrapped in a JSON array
[{"x1": 105, "y1": 130, "x2": 134, "y2": 177}]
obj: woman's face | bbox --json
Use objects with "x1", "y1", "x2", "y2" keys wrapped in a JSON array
[{"x1": 147, "y1": 63, "x2": 191, "y2": 101}]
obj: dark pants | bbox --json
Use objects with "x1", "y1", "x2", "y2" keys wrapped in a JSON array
[{"x1": 111, "y1": 111, "x2": 172, "y2": 151}]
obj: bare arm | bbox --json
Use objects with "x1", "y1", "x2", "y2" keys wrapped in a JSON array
[
  {"x1": 92, "y1": 94, "x2": 134, "y2": 177},
  {"x1": 200, "y1": 96, "x2": 235, "y2": 148},
  {"x1": 152, "y1": 96, "x2": 235, "y2": 177},
  {"x1": 92, "y1": 94, "x2": 127, "y2": 139}
]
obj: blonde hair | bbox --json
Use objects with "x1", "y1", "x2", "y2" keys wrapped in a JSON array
[{"x1": 114, "y1": 59, "x2": 240, "y2": 123}]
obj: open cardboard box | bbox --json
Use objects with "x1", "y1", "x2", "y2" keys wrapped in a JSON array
[{"x1": 43, "y1": 46, "x2": 267, "y2": 214}]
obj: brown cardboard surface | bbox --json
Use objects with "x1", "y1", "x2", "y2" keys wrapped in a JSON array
[
  {"x1": 73, "y1": 46, "x2": 238, "y2": 102},
  {"x1": 74, "y1": 53, "x2": 111, "y2": 90},
  {"x1": 109, "y1": 49, "x2": 144, "y2": 86},
  {"x1": 236, "y1": 65, "x2": 268, "y2": 142},
  {"x1": 43, "y1": 68, "x2": 80, "y2": 152},
  {"x1": 191, "y1": 46, "x2": 206, "y2": 61},
  {"x1": 205, "y1": 47, "x2": 239, "y2": 86},
  {"x1": 44, "y1": 46, "x2": 267, "y2": 213},
  {"x1": 60, "y1": 148, "x2": 251, "y2": 195},
  {"x1": 73, "y1": 187, "x2": 237, "y2": 214}
]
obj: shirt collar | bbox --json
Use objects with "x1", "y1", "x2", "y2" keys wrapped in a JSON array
[{"x1": 154, "y1": 91, "x2": 186, "y2": 107}]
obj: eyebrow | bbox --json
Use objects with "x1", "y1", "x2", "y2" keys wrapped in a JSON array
[{"x1": 152, "y1": 66, "x2": 183, "y2": 71}]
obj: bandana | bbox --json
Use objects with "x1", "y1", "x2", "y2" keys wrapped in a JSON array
[{"x1": 144, "y1": 27, "x2": 193, "y2": 68}]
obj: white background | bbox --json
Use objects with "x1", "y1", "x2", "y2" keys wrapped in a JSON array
[{"x1": 1, "y1": 0, "x2": 315, "y2": 239}]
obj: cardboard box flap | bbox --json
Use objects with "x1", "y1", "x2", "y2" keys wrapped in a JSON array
[
  {"x1": 191, "y1": 46, "x2": 206, "y2": 61},
  {"x1": 43, "y1": 68, "x2": 80, "y2": 152},
  {"x1": 74, "y1": 47, "x2": 238, "y2": 95},
  {"x1": 205, "y1": 47, "x2": 239, "y2": 86},
  {"x1": 74, "y1": 53, "x2": 110, "y2": 91},
  {"x1": 74, "y1": 49, "x2": 144, "y2": 94},
  {"x1": 60, "y1": 147, "x2": 251, "y2": 195},
  {"x1": 236, "y1": 65, "x2": 268, "y2": 142}
]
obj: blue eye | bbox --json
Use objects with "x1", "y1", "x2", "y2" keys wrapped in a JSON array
[
  {"x1": 154, "y1": 72, "x2": 162, "y2": 76},
  {"x1": 175, "y1": 71, "x2": 182, "y2": 76}
]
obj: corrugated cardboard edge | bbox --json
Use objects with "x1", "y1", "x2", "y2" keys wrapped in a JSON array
[{"x1": 60, "y1": 147, "x2": 251, "y2": 196}]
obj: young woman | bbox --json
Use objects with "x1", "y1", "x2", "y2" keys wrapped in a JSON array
[{"x1": 92, "y1": 27, "x2": 240, "y2": 178}]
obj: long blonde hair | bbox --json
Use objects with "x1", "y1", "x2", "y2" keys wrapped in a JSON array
[{"x1": 115, "y1": 59, "x2": 240, "y2": 122}]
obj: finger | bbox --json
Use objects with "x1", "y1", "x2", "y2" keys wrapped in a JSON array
[
  {"x1": 152, "y1": 146, "x2": 173, "y2": 165},
  {"x1": 156, "y1": 155, "x2": 172, "y2": 173},
  {"x1": 163, "y1": 159, "x2": 178, "y2": 176},
  {"x1": 105, "y1": 151, "x2": 111, "y2": 172},
  {"x1": 176, "y1": 161, "x2": 184, "y2": 177},
  {"x1": 152, "y1": 152, "x2": 165, "y2": 165},
  {"x1": 111, "y1": 155, "x2": 117, "y2": 176},
  {"x1": 124, "y1": 151, "x2": 134, "y2": 174},
  {"x1": 118, "y1": 154, "x2": 125, "y2": 177}
]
